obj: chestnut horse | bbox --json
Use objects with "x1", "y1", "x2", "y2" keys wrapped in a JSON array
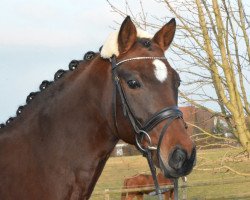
[
  {"x1": 0, "y1": 16, "x2": 196, "y2": 199},
  {"x1": 121, "y1": 173, "x2": 174, "y2": 200}
]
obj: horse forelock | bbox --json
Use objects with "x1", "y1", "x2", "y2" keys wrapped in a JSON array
[{"x1": 100, "y1": 28, "x2": 152, "y2": 59}]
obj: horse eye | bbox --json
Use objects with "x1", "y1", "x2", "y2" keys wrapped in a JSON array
[
  {"x1": 127, "y1": 80, "x2": 141, "y2": 89},
  {"x1": 176, "y1": 80, "x2": 181, "y2": 88},
  {"x1": 143, "y1": 40, "x2": 151, "y2": 48}
]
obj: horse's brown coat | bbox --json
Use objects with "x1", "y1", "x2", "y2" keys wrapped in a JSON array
[{"x1": 0, "y1": 16, "x2": 195, "y2": 199}]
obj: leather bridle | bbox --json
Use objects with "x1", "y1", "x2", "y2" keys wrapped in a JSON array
[{"x1": 110, "y1": 55, "x2": 184, "y2": 200}]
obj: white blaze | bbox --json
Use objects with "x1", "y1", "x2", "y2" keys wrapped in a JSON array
[{"x1": 153, "y1": 59, "x2": 168, "y2": 82}]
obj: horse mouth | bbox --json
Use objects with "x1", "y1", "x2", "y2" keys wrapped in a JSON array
[{"x1": 158, "y1": 147, "x2": 196, "y2": 178}]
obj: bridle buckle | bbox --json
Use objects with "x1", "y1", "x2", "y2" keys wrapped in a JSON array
[{"x1": 135, "y1": 130, "x2": 157, "y2": 152}]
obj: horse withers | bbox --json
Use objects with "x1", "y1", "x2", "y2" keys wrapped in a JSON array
[{"x1": 0, "y1": 16, "x2": 196, "y2": 199}]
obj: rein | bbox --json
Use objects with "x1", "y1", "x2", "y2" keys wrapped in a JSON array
[{"x1": 110, "y1": 55, "x2": 183, "y2": 200}]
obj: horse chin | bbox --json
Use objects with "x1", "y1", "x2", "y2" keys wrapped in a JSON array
[{"x1": 159, "y1": 164, "x2": 185, "y2": 179}]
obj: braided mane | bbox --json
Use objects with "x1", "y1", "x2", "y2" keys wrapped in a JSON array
[{"x1": 0, "y1": 51, "x2": 97, "y2": 129}]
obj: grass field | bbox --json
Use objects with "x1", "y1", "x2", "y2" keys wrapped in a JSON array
[{"x1": 91, "y1": 148, "x2": 250, "y2": 200}]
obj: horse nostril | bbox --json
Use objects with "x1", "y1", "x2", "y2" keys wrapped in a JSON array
[{"x1": 168, "y1": 148, "x2": 187, "y2": 170}]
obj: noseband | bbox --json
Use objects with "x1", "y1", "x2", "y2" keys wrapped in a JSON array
[{"x1": 110, "y1": 55, "x2": 183, "y2": 200}]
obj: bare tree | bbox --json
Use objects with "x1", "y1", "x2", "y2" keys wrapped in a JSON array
[{"x1": 107, "y1": 0, "x2": 250, "y2": 153}]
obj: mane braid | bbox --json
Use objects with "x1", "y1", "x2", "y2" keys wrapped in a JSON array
[
  {"x1": 0, "y1": 50, "x2": 98, "y2": 129},
  {"x1": 16, "y1": 106, "x2": 24, "y2": 116}
]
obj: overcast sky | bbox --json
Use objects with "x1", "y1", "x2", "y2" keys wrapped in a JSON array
[
  {"x1": 0, "y1": 0, "x2": 249, "y2": 123},
  {"x1": 0, "y1": 0, "x2": 114, "y2": 122},
  {"x1": 0, "y1": 0, "x2": 172, "y2": 122}
]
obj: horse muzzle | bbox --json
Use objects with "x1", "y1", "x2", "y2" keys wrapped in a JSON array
[{"x1": 159, "y1": 146, "x2": 196, "y2": 178}]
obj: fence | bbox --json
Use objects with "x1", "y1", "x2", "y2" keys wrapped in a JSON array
[
  {"x1": 91, "y1": 148, "x2": 250, "y2": 200},
  {"x1": 91, "y1": 177, "x2": 250, "y2": 200}
]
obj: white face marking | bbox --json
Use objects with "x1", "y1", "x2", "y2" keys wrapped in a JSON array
[{"x1": 153, "y1": 59, "x2": 168, "y2": 82}]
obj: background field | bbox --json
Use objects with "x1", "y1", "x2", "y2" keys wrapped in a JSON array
[{"x1": 91, "y1": 148, "x2": 250, "y2": 200}]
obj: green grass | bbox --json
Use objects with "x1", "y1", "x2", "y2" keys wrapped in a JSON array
[{"x1": 91, "y1": 148, "x2": 250, "y2": 199}]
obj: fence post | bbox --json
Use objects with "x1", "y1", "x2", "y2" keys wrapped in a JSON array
[
  {"x1": 182, "y1": 177, "x2": 187, "y2": 200},
  {"x1": 104, "y1": 189, "x2": 110, "y2": 200}
]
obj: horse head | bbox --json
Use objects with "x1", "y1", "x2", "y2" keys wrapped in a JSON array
[{"x1": 101, "y1": 16, "x2": 196, "y2": 178}]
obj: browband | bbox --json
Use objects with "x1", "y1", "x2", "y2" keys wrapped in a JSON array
[{"x1": 112, "y1": 56, "x2": 167, "y2": 69}]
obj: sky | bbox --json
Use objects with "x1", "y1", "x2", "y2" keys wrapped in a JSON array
[
  {"x1": 0, "y1": 0, "x2": 171, "y2": 122},
  {"x1": 0, "y1": 0, "x2": 115, "y2": 122},
  {"x1": 0, "y1": 0, "x2": 249, "y2": 123}
]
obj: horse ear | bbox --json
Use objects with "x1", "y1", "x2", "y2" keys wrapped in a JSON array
[
  {"x1": 153, "y1": 18, "x2": 176, "y2": 51},
  {"x1": 118, "y1": 16, "x2": 137, "y2": 54}
]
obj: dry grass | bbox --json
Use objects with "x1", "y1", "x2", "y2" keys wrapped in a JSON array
[{"x1": 91, "y1": 148, "x2": 250, "y2": 200}]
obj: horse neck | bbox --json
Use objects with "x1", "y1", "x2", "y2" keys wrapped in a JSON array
[
  {"x1": 0, "y1": 56, "x2": 119, "y2": 198},
  {"x1": 49, "y1": 57, "x2": 120, "y2": 196}
]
